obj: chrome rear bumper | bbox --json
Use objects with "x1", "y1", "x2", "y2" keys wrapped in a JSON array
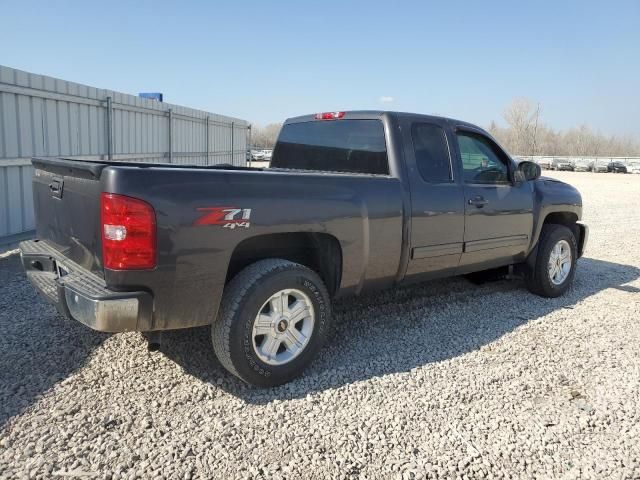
[{"x1": 19, "y1": 240, "x2": 153, "y2": 332}]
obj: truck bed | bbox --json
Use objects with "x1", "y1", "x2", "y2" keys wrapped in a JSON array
[{"x1": 29, "y1": 156, "x2": 405, "y2": 330}]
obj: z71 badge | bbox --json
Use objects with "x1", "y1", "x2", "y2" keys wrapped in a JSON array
[{"x1": 194, "y1": 207, "x2": 252, "y2": 229}]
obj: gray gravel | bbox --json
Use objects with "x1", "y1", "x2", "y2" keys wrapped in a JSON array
[{"x1": 1, "y1": 171, "x2": 639, "y2": 480}]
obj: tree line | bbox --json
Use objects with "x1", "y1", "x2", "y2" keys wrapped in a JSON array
[
  {"x1": 488, "y1": 98, "x2": 640, "y2": 157},
  {"x1": 250, "y1": 100, "x2": 640, "y2": 157}
]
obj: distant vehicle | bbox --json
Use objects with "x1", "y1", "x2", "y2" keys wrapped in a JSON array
[
  {"x1": 20, "y1": 111, "x2": 588, "y2": 386},
  {"x1": 537, "y1": 158, "x2": 554, "y2": 170},
  {"x1": 552, "y1": 159, "x2": 574, "y2": 171},
  {"x1": 262, "y1": 149, "x2": 273, "y2": 160},
  {"x1": 629, "y1": 163, "x2": 640, "y2": 174},
  {"x1": 592, "y1": 162, "x2": 608, "y2": 173},
  {"x1": 251, "y1": 150, "x2": 265, "y2": 161},
  {"x1": 607, "y1": 161, "x2": 628, "y2": 173},
  {"x1": 574, "y1": 161, "x2": 593, "y2": 172}
]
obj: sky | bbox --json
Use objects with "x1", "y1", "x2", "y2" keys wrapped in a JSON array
[{"x1": 1, "y1": 0, "x2": 639, "y2": 136}]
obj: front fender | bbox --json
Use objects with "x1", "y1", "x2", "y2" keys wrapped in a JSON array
[
  {"x1": 576, "y1": 222, "x2": 588, "y2": 257},
  {"x1": 527, "y1": 177, "x2": 584, "y2": 263}
]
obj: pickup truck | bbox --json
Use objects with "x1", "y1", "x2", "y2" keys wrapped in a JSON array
[{"x1": 20, "y1": 111, "x2": 588, "y2": 386}]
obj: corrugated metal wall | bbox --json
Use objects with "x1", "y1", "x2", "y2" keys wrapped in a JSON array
[{"x1": 0, "y1": 65, "x2": 249, "y2": 246}]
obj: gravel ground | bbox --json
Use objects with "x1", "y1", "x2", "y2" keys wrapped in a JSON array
[{"x1": 1, "y1": 171, "x2": 639, "y2": 480}]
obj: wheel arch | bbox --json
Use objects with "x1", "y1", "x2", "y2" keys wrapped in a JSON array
[
  {"x1": 225, "y1": 232, "x2": 343, "y2": 297},
  {"x1": 527, "y1": 209, "x2": 584, "y2": 268}
]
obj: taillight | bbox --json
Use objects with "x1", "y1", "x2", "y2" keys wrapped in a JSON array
[
  {"x1": 101, "y1": 193, "x2": 156, "y2": 270},
  {"x1": 314, "y1": 111, "x2": 345, "y2": 120}
]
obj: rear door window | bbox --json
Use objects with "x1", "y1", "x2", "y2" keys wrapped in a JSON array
[
  {"x1": 411, "y1": 123, "x2": 452, "y2": 183},
  {"x1": 271, "y1": 119, "x2": 389, "y2": 175}
]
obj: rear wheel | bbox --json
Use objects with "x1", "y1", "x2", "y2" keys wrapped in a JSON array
[
  {"x1": 525, "y1": 224, "x2": 577, "y2": 297},
  {"x1": 212, "y1": 259, "x2": 331, "y2": 387}
]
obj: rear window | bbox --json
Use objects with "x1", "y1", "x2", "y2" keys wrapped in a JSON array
[{"x1": 271, "y1": 119, "x2": 389, "y2": 175}]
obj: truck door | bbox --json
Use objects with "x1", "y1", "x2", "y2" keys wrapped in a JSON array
[
  {"x1": 402, "y1": 119, "x2": 465, "y2": 281},
  {"x1": 453, "y1": 128, "x2": 534, "y2": 270}
]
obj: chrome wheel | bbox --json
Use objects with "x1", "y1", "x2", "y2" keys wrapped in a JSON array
[
  {"x1": 548, "y1": 239, "x2": 572, "y2": 285},
  {"x1": 251, "y1": 289, "x2": 315, "y2": 366}
]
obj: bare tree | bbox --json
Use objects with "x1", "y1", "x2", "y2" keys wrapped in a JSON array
[
  {"x1": 531, "y1": 102, "x2": 541, "y2": 156},
  {"x1": 251, "y1": 123, "x2": 282, "y2": 149},
  {"x1": 502, "y1": 98, "x2": 541, "y2": 154}
]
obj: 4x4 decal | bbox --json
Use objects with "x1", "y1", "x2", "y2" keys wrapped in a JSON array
[{"x1": 194, "y1": 207, "x2": 252, "y2": 229}]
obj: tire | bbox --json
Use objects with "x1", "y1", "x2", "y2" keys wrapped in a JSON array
[
  {"x1": 212, "y1": 259, "x2": 332, "y2": 387},
  {"x1": 525, "y1": 224, "x2": 578, "y2": 298}
]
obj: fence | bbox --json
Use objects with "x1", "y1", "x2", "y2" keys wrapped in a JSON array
[{"x1": 0, "y1": 65, "x2": 249, "y2": 246}]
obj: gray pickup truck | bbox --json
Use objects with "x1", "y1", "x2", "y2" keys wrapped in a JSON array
[{"x1": 20, "y1": 111, "x2": 588, "y2": 386}]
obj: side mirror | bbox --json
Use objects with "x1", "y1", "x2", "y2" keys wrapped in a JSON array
[{"x1": 516, "y1": 161, "x2": 541, "y2": 182}]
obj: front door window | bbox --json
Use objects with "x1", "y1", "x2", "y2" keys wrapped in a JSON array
[{"x1": 457, "y1": 132, "x2": 510, "y2": 184}]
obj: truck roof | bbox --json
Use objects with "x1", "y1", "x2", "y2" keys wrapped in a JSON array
[{"x1": 284, "y1": 110, "x2": 482, "y2": 131}]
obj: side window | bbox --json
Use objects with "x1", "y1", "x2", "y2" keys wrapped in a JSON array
[
  {"x1": 456, "y1": 132, "x2": 510, "y2": 184},
  {"x1": 411, "y1": 123, "x2": 452, "y2": 183}
]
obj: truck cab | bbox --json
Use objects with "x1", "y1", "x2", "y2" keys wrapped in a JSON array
[{"x1": 272, "y1": 111, "x2": 585, "y2": 283}]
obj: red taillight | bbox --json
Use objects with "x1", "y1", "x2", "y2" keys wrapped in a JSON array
[
  {"x1": 101, "y1": 193, "x2": 156, "y2": 270},
  {"x1": 314, "y1": 111, "x2": 345, "y2": 120}
]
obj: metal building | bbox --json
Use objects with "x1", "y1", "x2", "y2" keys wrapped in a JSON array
[{"x1": 0, "y1": 65, "x2": 249, "y2": 247}]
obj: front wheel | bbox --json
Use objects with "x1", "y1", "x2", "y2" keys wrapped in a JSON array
[
  {"x1": 212, "y1": 259, "x2": 332, "y2": 387},
  {"x1": 525, "y1": 224, "x2": 578, "y2": 298}
]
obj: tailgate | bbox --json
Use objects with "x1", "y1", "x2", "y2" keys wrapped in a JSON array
[{"x1": 31, "y1": 158, "x2": 108, "y2": 275}]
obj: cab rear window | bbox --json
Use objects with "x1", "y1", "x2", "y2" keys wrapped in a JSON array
[{"x1": 271, "y1": 119, "x2": 389, "y2": 175}]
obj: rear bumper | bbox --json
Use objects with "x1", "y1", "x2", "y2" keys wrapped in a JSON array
[{"x1": 19, "y1": 240, "x2": 153, "y2": 332}]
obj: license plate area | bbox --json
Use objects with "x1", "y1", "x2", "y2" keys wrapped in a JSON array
[{"x1": 49, "y1": 177, "x2": 64, "y2": 199}]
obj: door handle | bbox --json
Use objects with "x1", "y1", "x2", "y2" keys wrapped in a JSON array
[{"x1": 468, "y1": 196, "x2": 488, "y2": 207}]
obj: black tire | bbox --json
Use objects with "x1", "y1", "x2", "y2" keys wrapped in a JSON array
[
  {"x1": 525, "y1": 224, "x2": 578, "y2": 298},
  {"x1": 212, "y1": 259, "x2": 332, "y2": 387}
]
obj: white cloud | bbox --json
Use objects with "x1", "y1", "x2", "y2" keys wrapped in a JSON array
[{"x1": 379, "y1": 96, "x2": 394, "y2": 103}]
